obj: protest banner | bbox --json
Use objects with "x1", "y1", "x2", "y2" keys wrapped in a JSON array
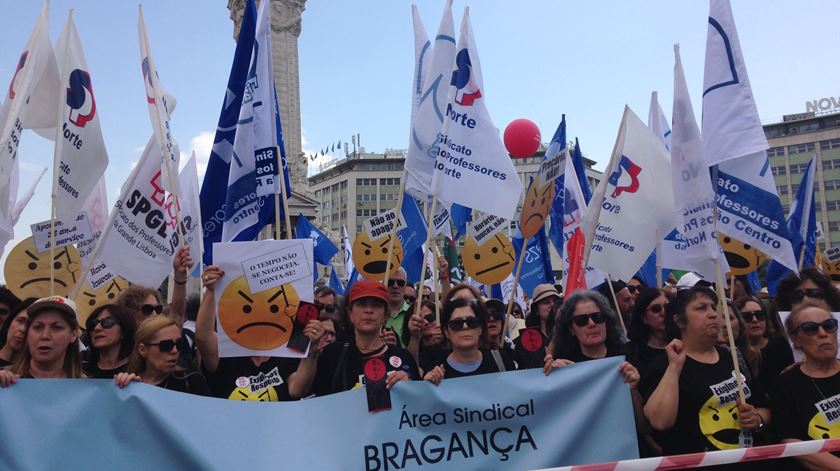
[
  {"x1": 364, "y1": 209, "x2": 407, "y2": 242},
  {"x1": 0, "y1": 358, "x2": 638, "y2": 470},
  {"x1": 468, "y1": 213, "x2": 507, "y2": 246},
  {"x1": 30, "y1": 212, "x2": 92, "y2": 252},
  {"x1": 212, "y1": 239, "x2": 314, "y2": 358}
]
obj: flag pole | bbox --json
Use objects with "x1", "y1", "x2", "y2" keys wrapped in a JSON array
[
  {"x1": 605, "y1": 275, "x2": 628, "y2": 338},
  {"x1": 416, "y1": 196, "x2": 437, "y2": 323},
  {"x1": 432, "y1": 241, "x2": 442, "y2": 322},
  {"x1": 275, "y1": 148, "x2": 292, "y2": 240},
  {"x1": 798, "y1": 245, "x2": 806, "y2": 272},
  {"x1": 656, "y1": 231, "x2": 663, "y2": 288},
  {"x1": 716, "y1": 258, "x2": 746, "y2": 402},
  {"x1": 729, "y1": 271, "x2": 736, "y2": 301},
  {"x1": 383, "y1": 177, "x2": 407, "y2": 285},
  {"x1": 502, "y1": 235, "x2": 529, "y2": 347}
]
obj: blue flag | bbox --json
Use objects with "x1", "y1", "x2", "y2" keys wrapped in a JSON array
[
  {"x1": 634, "y1": 250, "x2": 669, "y2": 287},
  {"x1": 512, "y1": 224, "x2": 553, "y2": 298},
  {"x1": 766, "y1": 156, "x2": 818, "y2": 294},
  {"x1": 345, "y1": 268, "x2": 360, "y2": 294},
  {"x1": 295, "y1": 214, "x2": 339, "y2": 266},
  {"x1": 450, "y1": 203, "x2": 471, "y2": 240},
  {"x1": 199, "y1": 0, "x2": 256, "y2": 265},
  {"x1": 397, "y1": 196, "x2": 428, "y2": 256},
  {"x1": 572, "y1": 137, "x2": 592, "y2": 203},
  {"x1": 329, "y1": 266, "x2": 346, "y2": 297},
  {"x1": 402, "y1": 246, "x2": 426, "y2": 285},
  {"x1": 546, "y1": 116, "x2": 566, "y2": 256}
]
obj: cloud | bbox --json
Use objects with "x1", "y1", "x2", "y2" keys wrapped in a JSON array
[
  {"x1": 180, "y1": 131, "x2": 214, "y2": 180},
  {"x1": 18, "y1": 160, "x2": 46, "y2": 173}
]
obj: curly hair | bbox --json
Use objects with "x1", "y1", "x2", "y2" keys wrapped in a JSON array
[
  {"x1": 775, "y1": 268, "x2": 840, "y2": 311},
  {"x1": 551, "y1": 291, "x2": 623, "y2": 360},
  {"x1": 117, "y1": 285, "x2": 163, "y2": 314}
]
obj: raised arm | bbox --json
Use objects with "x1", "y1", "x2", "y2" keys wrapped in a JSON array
[
  {"x1": 643, "y1": 339, "x2": 685, "y2": 431},
  {"x1": 169, "y1": 245, "x2": 193, "y2": 325},
  {"x1": 195, "y1": 266, "x2": 224, "y2": 374}
]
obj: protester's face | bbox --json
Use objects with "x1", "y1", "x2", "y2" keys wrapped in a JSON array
[
  {"x1": 349, "y1": 298, "x2": 386, "y2": 335},
  {"x1": 570, "y1": 300, "x2": 607, "y2": 349},
  {"x1": 90, "y1": 309, "x2": 122, "y2": 351},
  {"x1": 643, "y1": 294, "x2": 668, "y2": 334},
  {"x1": 445, "y1": 306, "x2": 481, "y2": 350},
  {"x1": 387, "y1": 272, "x2": 407, "y2": 303},
  {"x1": 132, "y1": 294, "x2": 162, "y2": 325},
  {"x1": 680, "y1": 294, "x2": 719, "y2": 341},
  {"x1": 314, "y1": 293, "x2": 335, "y2": 311},
  {"x1": 27, "y1": 311, "x2": 77, "y2": 366},
  {"x1": 716, "y1": 312, "x2": 739, "y2": 345},
  {"x1": 794, "y1": 279, "x2": 825, "y2": 307},
  {"x1": 791, "y1": 307, "x2": 838, "y2": 363},
  {"x1": 616, "y1": 288, "x2": 634, "y2": 315},
  {"x1": 740, "y1": 301, "x2": 766, "y2": 340},
  {"x1": 422, "y1": 286, "x2": 432, "y2": 297},
  {"x1": 404, "y1": 286, "x2": 417, "y2": 303},
  {"x1": 0, "y1": 303, "x2": 10, "y2": 325},
  {"x1": 318, "y1": 319, "x2": 336, "y2": 350},
  {"x1": 486, "y1": 309, "x2": 502, "y2": 339},
  {"x1": 140, "y1": 324, "x2": 181, "y2": 376},
  {"x1": 420, "y1": 306, "x2": 444, "y2": 345},
  {"x1": 733, "y1": 280, "x2": 746, "y2": 300},
  {"x1": 537, "y1": 296, "x2": 556, "y2": 321},
  {"x1": 5, "y1": 312, "x2": 28, "y2": 351}
]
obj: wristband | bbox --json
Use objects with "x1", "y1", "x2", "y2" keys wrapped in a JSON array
[{"x1": 174, "y1": 277, "x2": 187, "y2": 285}]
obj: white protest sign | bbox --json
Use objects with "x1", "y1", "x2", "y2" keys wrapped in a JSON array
[
  {"x1": 87, "y1": 260, "x2": 116, "y2": 291},
  {"x1": 213, "y1": 239, "x2": 314, "y2": 358},
  {"x1": 432, "y1": 206, "x2": 452, "y2": 238},
  {"x1": 363, "y1": 209, "x2": 406, "y2": 240},
  {"x1": 537, "y1": 149, "x2": 565, "y2": 187},
  {"x1": 30, "y1": 212, "x2": 93, "y2": 252},
  {"x1": 778, "y1": 311, "x2": 840, "y2": 362},
  {"x1": 825, "y1": 246, "x2": 840, "y2": 263},
  {"x1": 468, "y1": 213, "x2": 508, "y2": 246}
]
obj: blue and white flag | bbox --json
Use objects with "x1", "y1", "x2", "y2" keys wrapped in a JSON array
[
  {"x1": 295, "y1": 214, "x2": 338, "y2": 267},
  {"x1": 404, "y1": 0, "x2": 454, "y2": 201},
  {"x1": 221, "y1": 0, "x2": 283, "y2": 243},
  {"x1": 546, "y1": 117, "x2": 566, "y2": 256},
  {"x1": 342, "y1": 225, "x2": 360, "y2": 292},
  {"x1": 402, "y1": 245, "x2": 426, "y2": 285},
  {"x1": 702, "y1": 0, "x2": 769, "y2": 166},
  {"x1": 431, "y1": 8, "x2": 521, "y2": 219},
  {"x1": 200, "y1": 0, "x2": 256, "y2": 265},
  {"x1": 329, "y1": 266, "x2": 345, "y2": 297},
  {"x1": 450, "y1": 202, "x2": 470, "y2": 240},
  {"x1": 766, "y1": 156, "x2": 817, "y2": 294},
  {"x1": 572, "y1": 138, "x2": 592, "y2": 203},
  {"x1": 397, "y1": 195, "x2": 428, "y2": 257},
  {"x1": 512, "y1": 225, "x2": 553, "y2": 298}
]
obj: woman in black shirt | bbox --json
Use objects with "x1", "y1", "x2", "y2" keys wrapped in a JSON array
[
  {"x1": 0, "y1": 299, "x2": 34, "y2": 368},
  {"x1": 735, "y1": 296, "x2": 794, "y2": 391},
  {"x1": 770, "y1": 299, "x2": 840, "y2": 470},
  {"x1": 627, "y1": 288, "x2": 669, "y2": 376},
  {"x1": 82, "y1": 304, "x2": 135, "y2": 379}
]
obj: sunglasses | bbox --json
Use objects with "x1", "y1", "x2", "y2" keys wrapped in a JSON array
[
  {"x1": 741, "y1": 310, "x2": 766, "y2": 323},
  {"x1": 793, "y1": 318, "x2": 839, "y2": 336},
  {"x1": 447, "y1": 317, "x2": 481, "y2": 331},
  {"x1": 487, "y1": 310, "x2": 504, "y2": 321},
  {"x1": 140, "y1": 304, "x2": 164, "y2": 316},
  {"x1": 89, "y1": 317, "x2": 118, "y2": 330},
  {"x1": 423, "y1": 313, "x2": 436, "y2": 324},
  {"x1": 315, "y1": 303, "x2": 336, "y2": 314},
  {"x1": 146, "y1": 338, "x2": 188, "y2": 353},
  {"x1": 626, "y1": 285, "x2": 641, "y2": 294},
  {"x1": 571, "y1": 312, "x2": 607, "y2": 327},
  {"x1": 387, "y1": 279, "x2": 406, "y2": 287},
  {"x1": 793, "y1": 288, "x2": 824, "y2": 302},
  {"x1": 647, "y1": 303, "x2": 668, "y2": 314},
  {"x1": 404, "y1": 295, "x2": 417, "y2": 304}
]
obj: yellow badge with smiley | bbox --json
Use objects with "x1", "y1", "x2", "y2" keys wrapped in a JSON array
[
  {"x1": 718, "y1": 233, "x2": 766, "y2": 276},
  {"x1": 4, "y1": 237, "x2": 81, "y2": 299},
  {"x1": 219, "y1": 276, "x2": 300, "y2": 351},
  {"x1": 74, "y1": 277, "x2": 129, "y2": 328},
  {"x1": 463, "y1": 233, "x2": 515, "y2": 285},
  {"x1": 519, "y1": 178, "x2": 555, "y2": 239},
  {"x1": 351, "y1": 232, "x2": 403, "y2": 281}
]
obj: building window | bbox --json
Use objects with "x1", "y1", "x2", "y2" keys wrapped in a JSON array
[
  {"x1": 779, "y1": 186, "x2": 788, "y2": 195},
  {"x1": 788, "y1": 143, "x2": 816, "y2": 155},
  {"x1": 767, "y1": 147, "x2": 785, "y2": 157},
  {"x1": 356, "y1": 210, "x2": 362, "y2": 216},
  {"x1": 830, "y1": 221, "x2": 840, "y2": 232},
  {"x1": 356, "y1": 194, "x2": 363, "y2": 201}
]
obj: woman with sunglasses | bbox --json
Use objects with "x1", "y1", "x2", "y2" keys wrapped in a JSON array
[
  {"x1": 776, "y1": 268, "x2": 840, "y2": 312},
  {"x1": 0, "y1": 296, "x2": 84, "y2": 387},
  {"x1": 0, "y1": 299, "x2": 35, "y2": 368},
  {"x1": 627, "y1": 288, "x2": 670, "y2": 377},
  {"x1": 405, "y1": 299, "x2": 448, "y2": 376},
  {"x1": 736, "y1": 296, "x2": 794, "y2": 391},
  {"x1": 424, "y1": 297, "x2": 515, "y2": 385},
  {"x1": 641, "y1": 286, "x2": 770, "y2": 456},
  {"x1": 117, "y1": 285, "x2": 165, "y2": 327},
  {"x1": 114, "y1": 316, "x2": 210, "y2": 395},
  {"x1": 82, "y1": 304, "x2": 136, "y2": 379},
  {"x1": 716, "y1": 301, "x2": 761, "y2": 383},
  {"x1": 544, "y1": 291, "x2": 638, "y2": 386},
  {"x1": 770, "y1": 299, "x2": 840, "y2": 469}
]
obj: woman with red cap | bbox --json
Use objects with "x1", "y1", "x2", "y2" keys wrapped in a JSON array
[{"x1": 296, "y1": 280, "x2": 419, "y2": 396}]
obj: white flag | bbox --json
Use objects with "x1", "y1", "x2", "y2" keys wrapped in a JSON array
[
  {"x1": 584, "y1": 106, "x2": 677, "y2": 281},
  {"x1": 52, "y1": 12, "x2": 109, "y2": 222},
  {"x1": 0, "y1": 3, "x2": 59, "y2": 238},
  {"x1": 648, "y1": 91, "x2": 671, "y2": 152},
  {"x1": 138, "y1": 6, "x2": 180, "y2": 194},
  {"x1": 0, "y1": 164, "x2": 48, "y2": 259},
  {"x1": 671, "y1": 44, "x2": 727, "y2": 280},
  {"x1": 405, "y1": 0, "x2": 455, "y2": 201},
  {"x1": 91, "y1": 137, "x2": 175, "y2": 288},
  {"x1": 701, "y1": 0, "x2": 768, "y2": 165},
  {"x1": 431, "y1": 8, "x2": 521, "y2": 219},
  {"x1": 76, "y1": 177, "x2": 108, "y2": 267},
  {"x1": 178, "y1": 152, "x2": 203, "y2": 271},
  {"x1": 342, "y1": 225, "x2": 355, "y2": 278}
]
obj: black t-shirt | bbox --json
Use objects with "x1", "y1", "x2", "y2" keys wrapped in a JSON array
[
  {"x1": 419, "y1": 344, "x2": 449, "y2": 375},
  {"x1": 639, "y1": 346, "x2": 769, "y2": 456},
  {"x1": 155, "y1": 371, "x2": 211, "y2": 396},
  {"x1": 561, "y1": 344, "x2": 626, "y2": 364},
  {"x1": 627, "y1": 342, "x2": 666, "y2": 377},
  {"x1": 771, "y1": 366, "x2": 840, "y2": 444},
  {"x1": 758, "y1": 336, "x2": 795, "y2": 392},
  {"x1": 206, "y1": 356, "x2": 301, "y2": 401},
  {"x1": 82, "y1": 360, "x2": 128, "y2": 379},
  {"x1": 313, "y1": 340, "x2": 419, "y2": 397},
  {"x1": 512, "y1": 328, "x2": 547, "y2": 370},
  {"x1": 0, "y1": 358, "x2": 11, "y2": 369},
  {"x1": 440, "y1": 349, "x2": 515, "y2": 379}
]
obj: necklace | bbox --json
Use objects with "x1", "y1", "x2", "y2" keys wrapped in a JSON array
[{"x1": 810, "y1": 375, "x2": 828, "y2": 400}]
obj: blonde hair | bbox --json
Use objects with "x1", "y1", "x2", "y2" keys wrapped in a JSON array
[
  {"x1": 127, "y1": 316, "x2": 180, "y2": 376},
  {"x1": 12, "y1": 309, "x2": 83, "y2": 379}
]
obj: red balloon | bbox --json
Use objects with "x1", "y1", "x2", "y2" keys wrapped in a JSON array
[{"x1": 503, "y1": 119, "x2": 541, "y2": 158}]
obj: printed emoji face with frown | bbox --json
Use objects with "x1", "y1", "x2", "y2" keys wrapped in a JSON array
[
  {"x1": 219, "y1": 276, "x2": 299, "y2": 350},
  {"x1": 519, "y1": 179, "x2": 555, "y2": 239},
  {"x1": 4, "y1": 237, "x2": 81, "y2": 299},
  {"x1": 352, "y1": 232, "x2": 403, "y2": 281}
]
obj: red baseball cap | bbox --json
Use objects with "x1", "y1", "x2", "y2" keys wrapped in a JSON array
[{"x1": 348, "y1": 280, "x2": 389, "y2": 305}]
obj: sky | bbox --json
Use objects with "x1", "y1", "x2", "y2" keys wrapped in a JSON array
[{"x1": 0, "y1": 0, "x2": 838, "y2": 280}]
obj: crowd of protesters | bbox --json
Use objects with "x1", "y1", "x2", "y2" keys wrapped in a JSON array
[{"x1": 2, "y1": 245, "x2": 840, "y2": 470}]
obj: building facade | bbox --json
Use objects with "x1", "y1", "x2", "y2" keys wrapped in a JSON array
[{"x1": 766, "y1": 110, "x2": 840, "y2": 246}]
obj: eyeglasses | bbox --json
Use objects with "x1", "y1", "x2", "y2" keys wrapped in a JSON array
[
  {"x1": 793, "y1": 288, "x2": 824, "y2": 302},
  {"x1": 145, "y1": 338, "x2": 188, "y2": 353},
  {"x1": 447, "y1": 317, "x2": 480, "y2": 331},
  {"x1": 487, "y1": 310, "x2": 504, "y2": 321},
  {"x1": 626, "y1": 285, "x2": 642, "y2": 294},
  {"x1": 404, "y1": 295, "x2": 417, "y2": 304},
  {"x1": 647, "y1": 303, "x2": 668, "y2": 314},
  {"x1": 571, "y1": 312, "x2": 607, "y2": 327},
  {"x1": 741, "y1": 310, "x2": 766, "y2": 323},
  {"x1": 315, "y1": 302, "x2": 336, "y2": 314},
  {"x1": 793, "y1": 318, "x2": 839, "y2": 336},
  {"x1": 140, "y1": 304, "x2": 164, "y2": 316},
  {"x1": 387, "y1": 279, "x2": 406, "y2": 287},
  {"x1": 423, "y1": 313, "x2": 436, "y2": 324},
  {"x1": 89, "y1": 317, "x2": 118, "y2": 330}
]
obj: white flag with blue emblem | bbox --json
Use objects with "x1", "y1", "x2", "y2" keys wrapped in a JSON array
[
  {"x1": 405, "y1": 0, "x2": 454, "y2": 201},
  {"x1": 53, "y1": 12, "x2": 109, "y2": 223},
  {"x1": 431, "y1": 8, "x2": 521, "y2": 219},
  {"x1": 583, "y1": 106, "x2": 677, "y2": 281}
]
